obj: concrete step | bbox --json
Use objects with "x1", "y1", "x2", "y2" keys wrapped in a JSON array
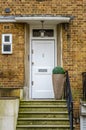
[
  {"x1": 16, "y1": 100, "x2": 70, "y2": 130},
  {"x1": 16, "y1": 125, "x2": 70, "y2": 130},
  {"x1": 19, "y1": 105, "x2": 67, "y2": 112},
  {"x1": 20, "y1": 100, "x2": 66, "y2": 105},
  {"x1": 17, "y1": 118, "x2": 69, "y2": 125},
  {"x1": 20, "y1": 104, "x2": 67, "y2": 107},
  {"x1": 18, "y1": 111, "x2": 69, "y2": 118}
]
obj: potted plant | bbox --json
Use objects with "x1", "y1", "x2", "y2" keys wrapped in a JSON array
[{"x1": 52, "y1": 66, "x2": 65, "y2": 99}]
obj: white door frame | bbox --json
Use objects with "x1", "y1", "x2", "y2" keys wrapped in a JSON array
[{"x1": 29, "y1": 25, "x2": 57, "y2": 99}]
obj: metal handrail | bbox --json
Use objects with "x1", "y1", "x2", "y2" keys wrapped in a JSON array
[
  {"x1": 82, "y1": 72, "x2": 86, "y2": 100},
  {"x1": 64, "y1": 71, "x2": 73, "y2": 130}
]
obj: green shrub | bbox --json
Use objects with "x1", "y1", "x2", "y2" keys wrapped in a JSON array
[{"x1": 52, "y1": 66, "x2": 65, "y2": 74}]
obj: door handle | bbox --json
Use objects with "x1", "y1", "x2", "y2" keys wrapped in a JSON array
[
  {"x1": 32, "y1": 62, "x2": 34, "y2": 65},
  {"x1": 32, "y1": 81, "x2": 34, "y2": 86}
]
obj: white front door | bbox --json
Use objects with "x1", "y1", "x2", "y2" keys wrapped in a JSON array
[{"x1": 31, "y1": 40, "x2": 55, "y2": 98}]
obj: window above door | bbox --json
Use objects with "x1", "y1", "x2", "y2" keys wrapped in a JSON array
[{"x1": 32, "y1": 29, "x2": 54, "y2": 37}]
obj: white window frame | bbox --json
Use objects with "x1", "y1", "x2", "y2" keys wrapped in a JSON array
[{"x1": 2, "y1": 34, "x2": 12, "y2": 54}]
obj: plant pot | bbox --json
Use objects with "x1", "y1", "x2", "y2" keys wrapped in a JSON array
[{"x1": 52, "y1": 74, "x2": 65, "y2": 99}]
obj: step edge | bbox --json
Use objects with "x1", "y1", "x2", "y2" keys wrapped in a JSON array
[
  {"x1": 18, "y1": 111, "x2": 68, "y2": 114},
  {"x1": 20, "y1": 100, "x2": 66, "y2": 102},
  {"x1": 19, "y1": 105, "x2": 67, "y2": 107},
  {"x1": 16, "y1": 124, "x2": 70, "y2": 128},
  {"x1": 17, "y1": 118, "x2": 69, "y2": 120}
]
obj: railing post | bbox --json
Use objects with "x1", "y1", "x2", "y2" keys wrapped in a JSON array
[
  {"x1": 71, "y1": 101, "x2": 73, "y2": 130},
  {"x1": 63, "y1": 73, "x2": 67, "y2": 99},
  {"x1": 64, "y1": 71, "x2": 73, "y2": 130},
  {"x1": 82, "y1": 72, "x2": 86, "y2": 100}
]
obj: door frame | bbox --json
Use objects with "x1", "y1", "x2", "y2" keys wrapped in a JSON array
[{"x1": 29, "y1": 25, "x2": 57, "y2": 99}]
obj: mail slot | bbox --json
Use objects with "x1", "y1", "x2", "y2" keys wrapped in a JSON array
[{"x1": 38, "y1": 69, "x2": 47, "y2": 72}]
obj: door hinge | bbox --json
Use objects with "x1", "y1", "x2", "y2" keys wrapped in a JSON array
[{"x1": 32, "y1": 81, "x2": 34, "y2": 86}]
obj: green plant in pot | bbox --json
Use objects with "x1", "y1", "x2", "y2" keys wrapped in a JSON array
[{"x1": 52, "y1": 66, "x2": 65, "y2": 99}]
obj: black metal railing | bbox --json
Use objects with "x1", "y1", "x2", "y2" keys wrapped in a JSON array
[
  {"x1": 82, "y1": 72, "x2": 86, "y2": 100},
  {"x1": 64, "y1": 71, "x2": 73, "y2": 130}
]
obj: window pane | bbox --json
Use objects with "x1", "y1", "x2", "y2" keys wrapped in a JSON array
[
  {"x1": 5, "y1": 36, "x2": 10, "y2": 42},
  {"x1": 45, "y1": 30, "x2": 54, "y2": 37},
  {"x1": 33, "y1": 29, "x2": 54, "y2": 37},
  {"x1": 4, "y1": 45, "x2": 11, "y2": 52},
  {"x1": 33, "y1": 29, "x2": 40, "y2": 37}
]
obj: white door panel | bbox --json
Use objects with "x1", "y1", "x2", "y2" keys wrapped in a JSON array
[
  {"x1": 32, "y1": 75, "x2": 54, "y2": 98},
  {"x1": 31, "y1": 40, "x2": 55, "y2": 98}
]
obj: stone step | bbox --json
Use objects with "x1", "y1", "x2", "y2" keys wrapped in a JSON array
[
  {"x1": 18, "y1": 111, "x2": 68, "y2": 118},
  {"x1": 16, "y1": 125, "x2": 70, "y2": 130},
  {"x1": 20, "y1": 104, "x2": 67, "y2": 107},
  {"x1": 17, "y1": 118, "x2": 69, "y2": 125},
  {"x1": 20, "y1": 100, "x2": 66, "y2": 105},
  {"x1": 16, "y1": 100, "x2": 70, "y2": 130},
  {"x1": 19, "y1": 105, "x2": 67, "y2": 112}
]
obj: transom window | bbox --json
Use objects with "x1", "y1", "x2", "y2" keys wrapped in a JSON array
[{"x1": 32, "y1": 29, "x2": 54, "y2": 37}]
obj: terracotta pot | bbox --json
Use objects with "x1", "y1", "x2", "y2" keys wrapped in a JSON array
[{"x1": 52, "y1": 74, "x2": 65, "y2": 99}]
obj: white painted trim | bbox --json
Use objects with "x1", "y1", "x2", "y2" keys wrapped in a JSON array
[
  {"x1": 2, "y1": 34, "x2": 12, "y2": 43},
  {"x1": 2, "y1": 34, "x2": 12, "y2": 54},
  {"x1": 29, "y1": 25, "x2": 57, "y2": 99},
  {"x1": 2, "y1": 44, "x2": 12, "y2": 54},
  {"x1": 29, "y1": 26, "x2": 32, "y2": 99},
  {"x1": 0, "y1": 19, "x2": 16, "y2": 22},
  {"x1": 15, "y1": 16, "x2": 70, "y2": 23},
  {"x1": 30, "y1": 24, "x2": 56, "y2": 38},
  {"x1": 60, "y1": 24, "x2": 63, "y2": 66},
  {"x1": 0, "y1": 16, "x2": 71, "y2": 23}
]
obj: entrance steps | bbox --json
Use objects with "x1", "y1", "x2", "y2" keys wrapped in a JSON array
[{"x1": 16, "y1": 100, "x2": 70, "y2": 130}]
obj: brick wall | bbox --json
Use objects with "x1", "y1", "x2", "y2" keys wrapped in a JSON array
[
  {"x1": 0, "y1": 0, "x2": 85, "y2": 16},
  {"x1": 0, "y1": 23, "x2": 25, "y2": 88},
  {"x1": 0, "y1": 1, "x2": 86, "y2": 129},
  {"x1": 62, "y1": 19, "x2": 85, "y2": 129}
]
